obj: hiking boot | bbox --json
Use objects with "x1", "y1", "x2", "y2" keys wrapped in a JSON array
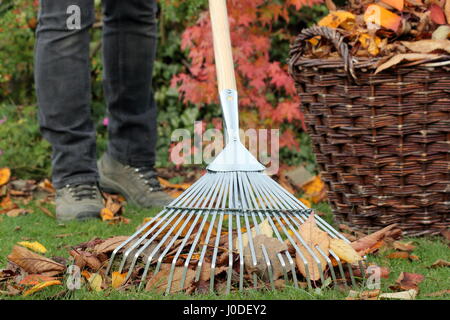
[
  {"x1": 98, "y1": 153, "x2": 172, "y2": 208},
  {"x1": 56, "y1": 183, "x2": 103, "y2": 221}
]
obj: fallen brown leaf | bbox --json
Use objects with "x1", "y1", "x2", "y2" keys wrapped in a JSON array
[
  {"x1": 424, "y1": 289, "x2": 450, "y2": 297},
  {"x1": 69, "y1": 249, "x2": 102, "y2": 271},
  {"x1": 93, "y1": 236, "x2": 130, "y2": 254},
  {"x1": 428, "y1": 259, "x2": 450, "y2": 268},
  {"x1": 387, "y1": 251, "x2": 410, "y2": 260},
  {"x1": 145, "y1": 264, "x2": 196, "y2": 294},
  {"x1": 390, "y1": 272, "x2": 424, "y2": 292},
  {"x1": 440, "y1": 229, "x2": 450, "y2": 242},
  {"x1": 243, "y1": 234, "x2": 288, "y2": 280},
  {"x1": 38, "y1": 206, "x2": 54, "y2": 218},
  {"x1": 19, "y1": 274, "x2": 60, "y2": 286},
  {"x1": 7, "y1": 246, "x2": 65, "y2": 276},
  {"x1": 393, "y1": 241, "x2": 416, "y2": 252},
  {"x1": 351, "y1": 224, "x2": 398, "y2": 255},
  {"x1": 379, "y1": 289, "x2": 417, "y2": 300},
  {"x1": 346, "y1": 289, "x2": 380, "y2": 300}
]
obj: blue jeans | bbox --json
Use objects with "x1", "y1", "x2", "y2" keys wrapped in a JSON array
[{"x1": 35, "y1": 0, "x2": 158, "y2": 189}]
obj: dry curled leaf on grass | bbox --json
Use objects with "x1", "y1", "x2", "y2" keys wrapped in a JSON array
[
  {"x1": 390, "y1": 272, "x2": 425, "y2": 292},
  {"x1": 70, "y1": 249, "x2": 102, "y2": 271},
  {"x1": 22, "y1": 280, "x2": 62, "y2": 297},
  {"x1": 7, "y1": 245, "x2": 66, "y2": 276},
  {"x1": 351, "y1": 224, "x2": 399, "y2": 255},
  {"x1": 243, "y1": 234, "x2": 288, "y2": 281},
  {"x1": 379, "y1": 289, "x2": 418, "y2": 300},
  {"x1": 329, "y1": 238, "x2": 362, "y2": 263},
  {"x1": 392, "y1": 241, "x2": 416, "y2": 252},
  {"x1": 145, "y1": 263, "x2": 196, "y2": 294},
  {"x1": 18, "y1": 274, "x2": 60, "y2": 286},
  {"x1": 93, "y1": 236, "x2": 130, "y2": 254},
  {"x1": 346, "y1": 289, "x2": 380, "y2": 300},
  {"x1": 428, "y1": 259, "x2": 450, "y2": 268},
  {"x1": 82, "y1": 271, "x2": 103, "y2": 292},
  {"x1": 294, "y1": 213, "x2": 330, "y2": 281},
  {"x1": 387, "y1": 251, "x2": 410, "y2": 259}
]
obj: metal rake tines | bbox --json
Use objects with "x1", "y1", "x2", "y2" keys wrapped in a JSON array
[{"x1": 107, "y1": 171, "x2": 367, "y2": 294}]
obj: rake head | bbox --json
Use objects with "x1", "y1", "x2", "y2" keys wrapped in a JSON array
[{"x1": 106, "y1": 170, "x2": 367, "y2": 294}]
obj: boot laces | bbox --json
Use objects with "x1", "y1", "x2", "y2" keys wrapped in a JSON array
[
  {"x1": 67, "y1": 183, "x2": 98, "y2": 201},
  {"x1": 133, "y1": 167, "x2": 162, "y2": 192}
]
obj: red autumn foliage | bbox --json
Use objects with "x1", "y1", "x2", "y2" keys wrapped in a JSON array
[{"x1": 171, "y1": 0, "x2": 321, "y2": 150}]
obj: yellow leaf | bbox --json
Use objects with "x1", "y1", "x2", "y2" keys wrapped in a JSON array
[
  {"x1": 87, "y1": 273, "x2": 103, "y2": 292},
  {"x1": 329, "y1": 238, "x2": 363, "y2": 263},
  {"x1": 299, "y1": 198, "x2": 311, "y2": 208},
  {"x1": 358, "y1": 34, "x2": 381, "y2": 56},
  {"x1": 158, "y1": 177, "x2": 192, "y2": 190},
  {"x1": 381, "y1": 0, "x2": 404, "y2": 11},
  {"x1": 364, "y1": 4, "x2": 402, "y2": 32},
  {"x1": 302, "y1": 176, "x2": 326, "y2": 203},
  {"x1": 17, "y1": 241, "x2": 47, "y2": 254},
  {"x1": 112, "y1": 271, "x2": 127, "y2": 289},
  {"x1": 318, "y1": 10, "x2": 355, "y2": 30},
  {"x1": 23, "y1": 280, "x2": 62, "y2": 297},
  {"x1": 100, "y1": 208, "x2": 114, "y2": 221},
  {"x1": 0, "y1": 168, "x2": 11, "y2": 186}
]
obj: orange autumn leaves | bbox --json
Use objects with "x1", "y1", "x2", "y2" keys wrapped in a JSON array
[
  {"x1": 0, "y1": 168, "x2": 11, "y2": 186},
  {"x1": 316, "y1": 0, "x2": 450, "y2": 58}
]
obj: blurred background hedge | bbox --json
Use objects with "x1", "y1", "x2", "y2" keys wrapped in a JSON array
[{"x1": 0, "y1": 0, "x2": 340, "y2": 180}]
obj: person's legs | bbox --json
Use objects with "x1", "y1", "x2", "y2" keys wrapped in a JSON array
[
  {"x1": 98, "y1": 0, "x2": 170, "y2": 207},
  {"x1": 35, "y1": 0, "x2": 97, "y2": 189},
  {"x1": 102, "y1": 0, "x2": 158, "y2": 168},
  {"x1": 35, "y1": 0, "x2": 103, "y2": 221}
]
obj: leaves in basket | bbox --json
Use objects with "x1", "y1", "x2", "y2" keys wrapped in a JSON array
[
  {"x1": 351, "y1": 224, "x2": 399, "y2": 255},
  {"x1": 364, "y1": 4, "x2": 402, "y2": 32},
  {"x1": 430, "y1": 4, "x2": 447, "y2": 25},
  {"x1": 375, "y1": 53, "x2": 440, "y2": 74},
  {"x1": 318, "y1": 10, "x2": 356, "y2": 30},
  {"x1": 381, "y1": 0, "x2": 404, "y2": 11},
  {"x1": 401, "y1": 40, "x2": 450, "y2": 53}
]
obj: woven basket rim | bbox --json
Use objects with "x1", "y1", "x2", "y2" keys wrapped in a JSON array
[{"x1": 291, "y1": 55, "x2": 450, "y2": 71}]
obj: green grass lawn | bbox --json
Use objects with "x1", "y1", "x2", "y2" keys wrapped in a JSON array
[{"x1": 0, "y1": 201, "x2": 449, "y2": 300}]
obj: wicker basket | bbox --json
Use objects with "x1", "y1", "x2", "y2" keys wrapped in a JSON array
[{"x1": 289, "y1": 26, "x2": 450, "y2": 236}]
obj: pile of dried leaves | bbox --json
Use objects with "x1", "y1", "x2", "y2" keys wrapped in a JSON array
[
  {"x1": 0, "y1": 211, "x2": 442, "y2": 298},
  {"x1": 305, "y1": 0, "x2": 450, "y2": 72}
]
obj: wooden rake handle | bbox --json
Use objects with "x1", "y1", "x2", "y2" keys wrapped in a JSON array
[{"x1": 209, "y1": 0, "x2": 237, "y2": 91}]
